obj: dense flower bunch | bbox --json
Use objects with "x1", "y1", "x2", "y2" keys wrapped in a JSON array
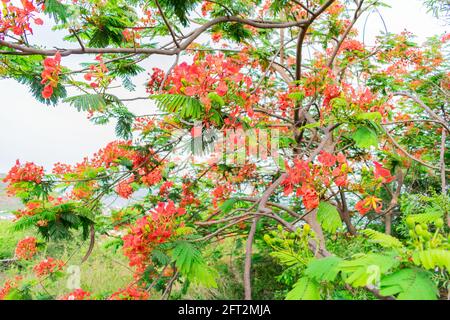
[
  {"x1": 91, "y1": 140, "x2": 138, "y2": 168},
  {"x1": 3, "y1": 160, "x2": 44, "y2": 186},
  {"x1": 59, "y1": 289, "x2": 91, "y2": 300},
  {"x1": 355, "y1": 195, "x2": 383, "y2": 216},
  {"x1": 0, "y1": 0, "x2": 43, "y2": 37},
  {"x1": 83, "y1": 55, "x2": 111, "y2": 90},
  {"x1": 0, "y1": 276, "x2": 22, "y2": 300},
  {"x1": 116, "y1": 177, "x2": 135, "y2": 199},
  {"x1": 163, "y1": 53, "x2": 259, "y2": 122},
  {"x1": 146, "y1": 67, "x2": 165, "y2": 94},
  {"x1": 41, "y1": 52, "x2": 62, "y2": 99},
  {"x1": 15, "y1": 237, "x2": 38, "y2": 260},
  {"x1": 354, "y1": 162, "x2": 394, "y2": 215},
  {"x1": 212, "y1": 183, "x2": 233, "y2": 208},
  {"x1": 122, "y1": 201, "x2": 186, "y2": 275},
  {"x1": 373, "y1": 161, "x2": 394, "y2": 184},
  {"x1": 282, "y1": 152, "x2": 350, "y2": 210},
  {"x1": 180, "y1": 182, "x2": 201, "y2": 207},
  {"x1": 33, "y1": 257, "x2": 64, "y2": 277},
  {"x1": 14, "y1": 201, "x2": 40, "y2": 219},
  {"x1": 109, "y1": 286, "x2": 149, "y2": 300}
]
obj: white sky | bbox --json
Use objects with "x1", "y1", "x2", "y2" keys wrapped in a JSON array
[{"x1": 0, "y1": 0, "x2": 447, "y2": 173}]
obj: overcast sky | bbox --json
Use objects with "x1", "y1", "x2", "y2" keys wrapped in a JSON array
[{"x1": 0, "y1": 0, "x2": 447, "y2": 173}]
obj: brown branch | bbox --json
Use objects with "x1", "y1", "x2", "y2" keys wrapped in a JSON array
[
  {"x1": 81, "y1": 224, "x2": 95, "y2": 263},
  {"x1": 154, "y1": 0, "x2": 180, "y2": 48},
  {"x1": 244, "y1": 217, "x2": 258, "y2": 300},
  {"x1": 327, "y1": 0, "x2": 365, "y2": 68},
  {"x1": 392, "y1": 91, "x2": 450, "y2": 133},
  {"x1": 383, "y1": 127, "x2": 450, "y2": 172},
  {"x1": 0, "y1": 16, "x2": 313, "y2": 57},
  {"x1": 440, "y1": 130, "x2": 449, "y2": 227}
]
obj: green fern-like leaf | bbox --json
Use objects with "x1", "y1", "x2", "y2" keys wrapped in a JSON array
[
  {"x1": 305, "y1": 256, "x2": 342, "y2": 282},
  {"x1": 171, "y1": 241, "x2": 217, "y2": 287},
  {"x1": 361, "y1": 229, "x2": 405, "y2": 249},
  {"x1": 44, "y1": 0, "x2": 69, "y2": 23},
  {"x1": 317, "y1": 202, "x2": 342, "y2": 233},
  {"x1": 270, "y1": 250, "x2": 305, "y2": 266},
  {"x1": 151, "y1": 94, "x2": 204, "y2": 120},
  {"x1": 64, "y1": 94, "x2": 107, "y2": 111},
  {"x1": 412, "y1": 249, "x2": 450, "y2": 271},
  {"x1": 406, "y1": 212, "x2": 443, "y2": 224},
  {"x1": 286, "y1": 277, "x2": 321, "y2": 300},
  {"x1": 339, "y1": 253, "x2": 399, "y2": 288},
  {"x1": 380, "y1": 268, "x2": 438, "y2": 300}
]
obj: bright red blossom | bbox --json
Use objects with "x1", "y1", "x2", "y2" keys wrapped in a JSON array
[
  {"x1": 318, "y1": 151, "x2": 337, "y2": 167},
  {"x1": 15, "y1": 237, "x2": 38, "y2": 260},
  {"x1": 40, "y1": 52, "x2": 62, "y2": 99},
  {"x1": 122, "y1": 201, "x2": 185, "y2": 275},
  {"x1": 59, "y1": 289, "x2": 91, "y2": 300},
  {"x1": 109, "y1": 286, "x2": 149, "y2": 300},
  {"x1": 3, "y1": 160, "x2": 44, "y2": 185},
  {"x1": 355, "y1": 196, "x2": 383, "y2": 215},
  {"x1": 33, "y1": 257, "x2": 64, "y2": 277},
  {"x1": 0, "y1": 277, "x2": 22, "y2": 300},
  {"x1": 374, "y1": 162, "x2": 395, "y2": 184}
]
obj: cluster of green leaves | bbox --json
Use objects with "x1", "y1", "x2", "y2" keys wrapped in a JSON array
[
  {"x1": 13, "y1": 202, "x2": 96, "y2": 240},
  {"x1": 281, "y1": 209, "x2": 449, "y2": 300}
]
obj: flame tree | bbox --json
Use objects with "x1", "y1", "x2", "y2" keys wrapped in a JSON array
[{"x1": 0, "y1": 0, "x2": 449, "y2": 300}]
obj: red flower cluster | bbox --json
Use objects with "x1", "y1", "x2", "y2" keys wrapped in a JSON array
[
  {"x1": 212, "y1": 183, "x2": 233, "y2": 208},
  {"x1": 180, "y1": 182, "x2": 201, "y2": 207},
  {"x1": 297, "y1": 184, "x2": 320, "y2": 210},
  {"x1": 59, "y1": 289, "x2": 91, "y2": 300},
  {"x1": 41, "y1": 52, "x2": 62, "y2": 99},
  {"x1": 33, "y1": 257, "x2": 64, "y2": 277},
  {"x1": 146, "y1": 67, "x2": 165, "y2": 94},
  {"x1": 122, "y1": 201, "x2": 185, "y2": 274},
  {"x1": 163, "y1": 53, "x2": 257, "y2": 121},
  {"x1": 282, "y1": 152, "x2": 350, "y2": 210},
  {"x1": 355, "y1": 196, "x2": 383, "y2": 215},
  {"x1": 83, "y1": 55, "x2": 110, "y2": 90},
  {"x1": 158, "y1": 181, "x2": 174, "y2": 196},
  {"x1": 14, "y1": 201, "x2": 40, "y2": 219},
  {"x1": 373, "y1": 161, "x2": 394, "y2": 184},
  {"x1": 116, "y1": 177, "x2": 135, "y2": 199},
  {"x1": 91, "y1": 141, "x2": 143, "y2": 168},
  {"x1": 133, "y1": 116, "x2": 156, "y2": 133},
  {"x1": 3, "y1": 160, "x2": 44, "y2": 185},
  {"x1": 109, "y1": 286, "x2": 149, "y2": 300},
  {"x1": 0, "y1": 0, "x2": 43, "y2": 37},
  {"x1": 340, "y1": 39, "x2": 365, "y2": 53},
  {"x1": 0, "y1": 276, "x2": 22, "y2": 300},
  {"x1": 141, "y1": 169, "x2": 162, "y2": 186},
  {"x1": 15, "y1": 237, "x2": 38, "y2": 260}
]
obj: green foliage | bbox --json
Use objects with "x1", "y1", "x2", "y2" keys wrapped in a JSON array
[
  {"x1": 361, "y1": 229, "x2": 405, "y2": 249},
  {"x1": 285, "y1": 277, "x2": 321, "y2": 300},
  {"x1": 152, "y1": 94, "x2": 204, "y2": 120},
  {"x1": 0, "y1": 221, "x2": 31, "y2": 259},
  {"x1": 338, "y1": 253, "x2": 399, "y2": 287},
  {"x1": 380, "y1": 268, "x2": 438, "y2": 300},
  {"x1": 64, "y1": 94, "x2": 104, "y2": 111},
  {"x1": 158, "y1": 0, "x2": 200, "y2": 26},
  {"x1": 85, "y1": 2, "x2": 138, "y2": 47},
  {"x1": 305, "y1": 256, "x2": 342, "y2": 282},
  {"x1": 17, "y1": 74, "x2": 67, "y2": 106},
  {"x1": 171, "y1": 241, "x2": 218, "y2": 288},
  {"x1": 352, "y1": 126, "x2": 379, "y2": 149},
  {"x1": 44, "y1": 0, "x2": 69, "y2": 23},
  {"x1": 317, "y1": 202, "x2": 342, "y2": 233},
  {"x1": 13, "y1": 202, "x2": 95, "y2": 241},
  {"x1": 412, "y1": 249, "x2": 450, "y2": 271}
]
